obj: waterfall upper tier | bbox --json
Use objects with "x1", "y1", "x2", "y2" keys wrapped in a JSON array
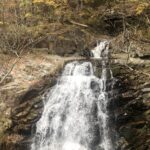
[
  {"x1": 62, "y1": 61, "x2": 94, "y2": 76},
  {"x1": 91, "y1": 40, "x2": 110, "y2": 59}
]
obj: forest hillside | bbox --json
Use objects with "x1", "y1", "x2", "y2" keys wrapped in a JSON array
[{"x1": 0, "y1": 0, "x2": 150, "y2": 150}]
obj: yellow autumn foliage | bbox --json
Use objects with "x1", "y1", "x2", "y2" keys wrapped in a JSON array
[
  {"x1": 32, "y1": 0, "x2": 58, "y2": 7},
  {"x1": 136, "y1": 2, "x2": 149, "y2": 15},
  {"x1": 83, "y1": 0, "x2": 95, "y2": 4},
  {"x1": 25, "y1": 12, "x2": 32, "y2": 18}
]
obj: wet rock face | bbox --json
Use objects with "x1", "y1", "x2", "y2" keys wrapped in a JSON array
[
  {"x1": 1, "y1": 142, "x2": 30, "y2": 150},
  {"x1": 112, "y1": 65, "x2": 150, "y2": 150},
  {"x1": 0, "y1": 77, "x2": 58, "y2": 150}
]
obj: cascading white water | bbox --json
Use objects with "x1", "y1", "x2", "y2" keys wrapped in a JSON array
[
  {"x1": 91, "y1": 40, "x2": 110, "y2": 59},
  {"x1": 31, "y1": 41, "x2": 114, "y2": 150}
]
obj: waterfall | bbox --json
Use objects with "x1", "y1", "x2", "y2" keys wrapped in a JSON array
[
  {"x1": 31, "y1": 41, "x2": 115, "y2": 150},
  {"x1": 91, "y1": 40, "x2": 110, "y2": 59}
]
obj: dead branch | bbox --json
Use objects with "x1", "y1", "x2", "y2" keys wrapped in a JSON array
[
  {"x1": 0, "y1": 57, "x2": 20, "y2": 85},
  {"x1": 0, "y1": 35, "x2": 48, "y2": 85},
  {"x1": 69, "y1": 20, "x2": 88, "y2": 28},
  {"x1": 124, "y1": 64, "x2": 150, "y2": 78}
]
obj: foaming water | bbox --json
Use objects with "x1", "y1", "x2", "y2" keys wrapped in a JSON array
[
  {"x1": 31, "y1": 41, "x2": 115, "y2": 150},
  {"x1": 91, "y1": 40, "x2": 110, "y2": 59}
]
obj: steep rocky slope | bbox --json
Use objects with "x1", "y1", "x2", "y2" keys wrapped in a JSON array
[
  {"x1": 0, "y1": 40, "x2": 150, "y2": 150},
  {"x1": 0, "y1": 51, "x2": 84, "y2": 149},
  {"x1": 0, "y1": 0, "x2": 150, "y2": 149},
  {"x1": 112, "y1": 59, "x2": 150, "y2": 150}
]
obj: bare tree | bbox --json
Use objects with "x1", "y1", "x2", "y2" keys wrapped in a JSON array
[
  {"x1": 0, "y1": 23, "x2": 48, "y2": 85},
  {"x1": 0, "y1": 24, "x2": 34, "y2": 56}
]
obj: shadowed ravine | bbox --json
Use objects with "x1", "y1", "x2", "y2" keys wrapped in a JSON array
[{"x1": 31, "y1": 41, "x2": 116, "y2": 150}]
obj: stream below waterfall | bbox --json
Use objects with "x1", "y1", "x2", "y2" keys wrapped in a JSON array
[{"x1": 31, "y1": 41, "x2": 116, "y2": 150}]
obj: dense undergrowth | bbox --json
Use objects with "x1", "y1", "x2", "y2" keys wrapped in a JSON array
[{"x1": 0, "y1": 0, "x2": 149, "y2": 55}]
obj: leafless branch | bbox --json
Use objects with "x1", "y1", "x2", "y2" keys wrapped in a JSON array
[
  {"x1": 69, "y1": 20, "x2": 88, "y2": 28},
  {"x1": 124, "y1": 64, "x2": 150, "y2": 78},
  {"x1": 0, "y1": 25, "x2": 48, "y2": 85},
  {"x1": 0, "y1": 58, "x2": 20, "y2": 85}
]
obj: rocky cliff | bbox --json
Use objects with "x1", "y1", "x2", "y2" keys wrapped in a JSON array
[{"x1": 0, "y1": 0, "x2": 150, "y2": 149}]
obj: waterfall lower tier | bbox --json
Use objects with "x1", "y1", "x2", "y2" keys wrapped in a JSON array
[{"x1": 31, "y1": 60, "x2": 115, "y2": 150}]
